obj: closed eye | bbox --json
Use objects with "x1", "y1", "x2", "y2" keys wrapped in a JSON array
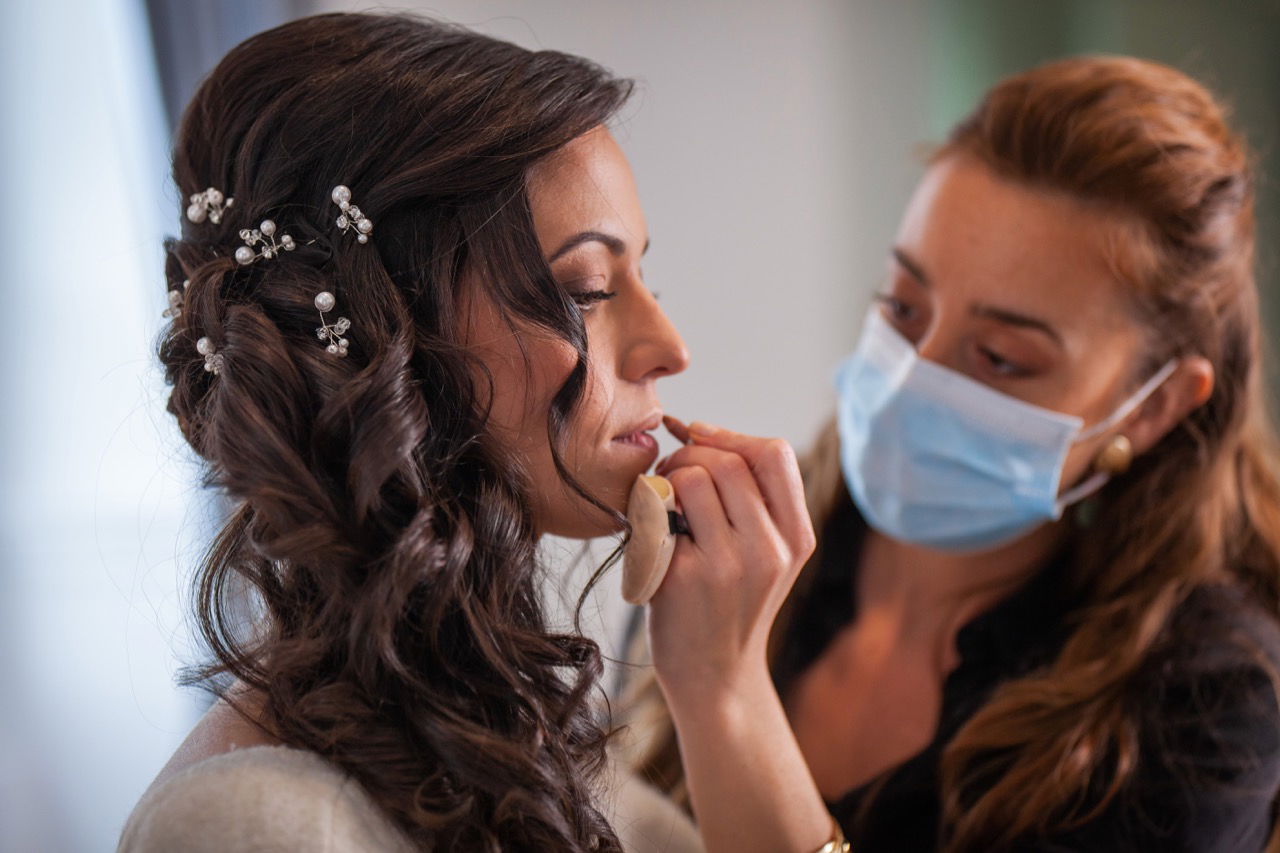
[
  {"x1": 572, "y1": 290, "x2": 616, "y2": 312},
  {"x1": 979, "y1": 346, "x2": 1029, "y2": 377},
  {"x1": 874, "y1": 292, "x2": 916, "y2": 323}
]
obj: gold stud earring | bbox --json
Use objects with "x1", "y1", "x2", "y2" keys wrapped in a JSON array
[{"x1": 1094, "y1": 434, "x2": 1133, "y2": 475}]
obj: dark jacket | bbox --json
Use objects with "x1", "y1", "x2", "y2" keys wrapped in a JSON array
[{"x1": 774, "y1": 485, "x2": 1280, "y2": 852}]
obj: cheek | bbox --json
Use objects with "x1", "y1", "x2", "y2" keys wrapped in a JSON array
[
  {"x1": 539, "y1": 317, "x2": 618, "y2": 466},
  {"x1": 564, "y1": 351, "x2": 614, "y2": 457},
  {"x1": 506, "y1": 340, "x2": 580, "y2": 451},
  {"x1": 1060, "y1": 441, "x2": 1098, "y2": 490},
  {"x1": 473, "y1": 327, "x2": 578, "y2": 458},
  {"x1": 1054, "y1": 361, "x2": 1147, "y2": 492},
  {"x1": 537, "y1": 336, "x2": 634, "y2": 538},
  {"x1": 533, "y1": 341, "x2": 639, "y2": 533}
]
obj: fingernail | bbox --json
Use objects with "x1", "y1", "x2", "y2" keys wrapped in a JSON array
[
  {"x1": 655, "y1": 455, "x2": 671, "y2": 474},
  {"x1": 662, "y1": 415, "x2": 692, "y2": 445},
  {"x1": 688, "y1": 421, "x2": 720, "y2": 441}
]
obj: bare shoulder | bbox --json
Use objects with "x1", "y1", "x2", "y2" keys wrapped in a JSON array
[{"x1": 149, "y1": 687, "x2": 280, "y2": 790}]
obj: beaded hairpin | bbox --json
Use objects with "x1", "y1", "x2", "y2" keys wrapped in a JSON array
[{"x1": 171, "y1": 183, "x2": 375, "y2": 370}]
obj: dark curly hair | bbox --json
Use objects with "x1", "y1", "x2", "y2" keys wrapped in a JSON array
[{"x1": 158, "y1": 12, "x2": 634, "y2": 850}]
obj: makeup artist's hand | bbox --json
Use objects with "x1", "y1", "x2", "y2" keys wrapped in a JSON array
[
  {"x1": 644, "y1": 419, "x2": 833, "y2": 853},
  {"x1": 647, "y1": 419, "x2": 816, "y2": 704}
]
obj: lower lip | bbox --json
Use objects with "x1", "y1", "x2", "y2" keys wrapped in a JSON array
[{"x1": 612, "y1": 431, "x2": 659, "y2": 457}]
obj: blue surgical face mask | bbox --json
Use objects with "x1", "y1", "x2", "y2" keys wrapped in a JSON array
[{"x1": 834, "y1": 310, "x2": 1178, "y2": 553}]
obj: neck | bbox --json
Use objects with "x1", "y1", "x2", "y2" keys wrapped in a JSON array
[{"x1": 856, "y1": 520, "x2": 1068, "y2": 648}]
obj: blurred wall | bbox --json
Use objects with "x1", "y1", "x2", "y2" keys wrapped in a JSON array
[
  {"x1": 0, "y1": 2, "x2": 301, "y2": 852},
  {"x1": 0, "y1": 3, "x2": 204, "y2": 851}
]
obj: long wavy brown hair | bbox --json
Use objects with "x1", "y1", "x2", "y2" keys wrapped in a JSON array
[
  {"x1": 622, "y1": 55, "x2": 1280, "y2": 850},
  {"x1": 159, "y1": 13, "x2": 634, "y2": 851}
]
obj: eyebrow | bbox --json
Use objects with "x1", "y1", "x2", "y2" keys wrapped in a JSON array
[
  {"x1": 547, "y1": 230, "x2": 649, "y2": 264},
  {"x1": 891, "y1": 246, "x2": 1064, "y2": 349},
  {"x1": 972, "y1": 305, "x2": 1065, "y2": 348},
  {"x1": 892, "y1": 247, "x2": 929, "y2": 286}
]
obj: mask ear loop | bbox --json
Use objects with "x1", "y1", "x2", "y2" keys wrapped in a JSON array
[{"x1": 1056, "y1": 359, "x2": 1181, "y2": 511}]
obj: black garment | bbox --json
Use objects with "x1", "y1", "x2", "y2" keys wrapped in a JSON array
[{"x1": 773, "y1": 485, "x2": 1280, "y2": 852}]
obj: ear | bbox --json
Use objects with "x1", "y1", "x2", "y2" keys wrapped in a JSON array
[{"x1": 1126, "y1": 356, "x2": 1214, "y2": 456}]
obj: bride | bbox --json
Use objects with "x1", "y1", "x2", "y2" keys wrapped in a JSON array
[{"x1": 120, "y1": 11, "x2": 834, "y2": 853}]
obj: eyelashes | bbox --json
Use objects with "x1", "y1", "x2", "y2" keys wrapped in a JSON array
[
  {"x1": 570, "y1": 289, "x2": 616, "y2": 312},
  {"x1": 979, "y1": 346, "x2": 1030, "y2": 377},
  {"x1": 873, "y1": 292, "x2": 917, "y2": 323}
]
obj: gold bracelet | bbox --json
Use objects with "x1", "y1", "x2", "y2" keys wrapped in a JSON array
[{"x1": 811, "y1": 816, "x2": 851, "y2": 853}]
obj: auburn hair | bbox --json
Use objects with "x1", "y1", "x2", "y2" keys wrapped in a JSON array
[
  {"x1": 160, "y1": 13, "x2": 632, "y2": 850},
  {"x1": 622, "y1": 55, "x2": 1280, "y2": 850}
]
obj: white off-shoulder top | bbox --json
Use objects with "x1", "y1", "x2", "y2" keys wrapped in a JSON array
[{"x1": 117, "y1": 744, "x2": 702, "y2": 852}]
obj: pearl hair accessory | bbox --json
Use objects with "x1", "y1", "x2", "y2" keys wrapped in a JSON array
[
  {"x1": 186, "y1": 187, "x2": 233, "y2": 224},
  {"x1": 330, "y1": 185, "x2": 373, "y2": 244},
  {"x1": 314, "y1": 291, "x2": 352, "y2": 356},
  {"x1": 196, "y1": 336, "x2": 225, "y2": 375},
  {"x1": 162, "y1": 279, "x2": 190, "y2": 320},
  {"x1": 235, "y1": 220, "x2": 297, "y2": 265}
]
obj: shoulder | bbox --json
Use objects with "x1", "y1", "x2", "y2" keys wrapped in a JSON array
[
  {"x1": 117, "y1": 745, "x2": 416, "y2": 853},
  {"x1": 1116, "y1": 584, "x2": 1280, "y2": 840},
  {"x1": 1032, "y1": 585, "x2": 1280, "y2": 849},
  {"x1": 1138, "y1": 583, "x2": 1280, "y2": 748},
  {"x1": 1165, "y1": 582, "x2": 1280, "y2": 671},
  {"x1": 1141, "y1": 582, "x2": 1280, "y2": 728}
]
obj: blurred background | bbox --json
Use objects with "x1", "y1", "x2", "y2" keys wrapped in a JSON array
[{"x1": 2, "y1": 1, "x2": 1276, "y2": 849}]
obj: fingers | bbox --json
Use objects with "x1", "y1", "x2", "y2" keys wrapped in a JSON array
[
  {"x1": 663, "y1": 414, "x2": 692, "y2": 445},
  {"x1": 665, "y1": 464, "x2": 730, "y2": 550},
  {"x1": 657, "y1": 445, "x2": 770, "y2": 533},
  {"x1": 684, "y1": 422, "x2": 816, "y2": 560}
]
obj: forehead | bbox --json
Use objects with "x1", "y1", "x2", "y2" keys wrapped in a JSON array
[
  {"x1": 897, "y1": 156, "x2": 1134, "y2": 337},
  {"x1": 525, "y1": 126, "x2": 645, "y2": 254}
]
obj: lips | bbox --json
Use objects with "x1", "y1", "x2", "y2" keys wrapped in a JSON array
[
  {"x1": 614, "y1": 430, "x2": 657, "y2": 448},
  {"x1": 612, "y1": 411, "x2": 663, "y2": 443}
]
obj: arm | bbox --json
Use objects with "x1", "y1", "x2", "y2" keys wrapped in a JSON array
[
  {"x1": 661, "y1": 661, "x2": 836, "y2": 853},
  {"x1": 645, "y1": 422, "x2": 838, "y2": 853}
]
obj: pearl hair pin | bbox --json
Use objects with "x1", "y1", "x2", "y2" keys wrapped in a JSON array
[
  {"x1": 186, "y1": 187, "x2": 233, "y2": 224},
  {"x1": 163, "y1": 279, "x2": 190, "y2": 320},
  {"x1": 196, "y1": 336, "x2": 225, "y2": 375},
  {"x1": 314, "y1": 291, "x2": 352, "y2": 356},
  {"x1": 175, "y1": 182, "x2": 368, "y2": 369},
  {"x1": 235, "y1": 220, "x2": 297, "y2": 265},
  {"x1": 319, "y1": 183, "x2": 366, "y2": 356},
  {"x1": 331, "y1": 185, "x2": 373, "y2": 244}
]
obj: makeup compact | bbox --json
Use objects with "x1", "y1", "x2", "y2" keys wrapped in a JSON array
[{"x1": 622, "y1": 474, "x2": 680, "y2": 605}]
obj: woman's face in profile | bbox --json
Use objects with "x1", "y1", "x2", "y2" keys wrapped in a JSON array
[{"x1": 463, "y1": 126, "x2": 690, "y2": 538}]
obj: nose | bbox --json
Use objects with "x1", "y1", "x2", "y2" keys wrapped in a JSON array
[
  {"x1": 620, "y1": 285, "x2": 690, "y2": 383},
  {"x1": 911, "y1": 313, "x2": 963, "y2": 373}
]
